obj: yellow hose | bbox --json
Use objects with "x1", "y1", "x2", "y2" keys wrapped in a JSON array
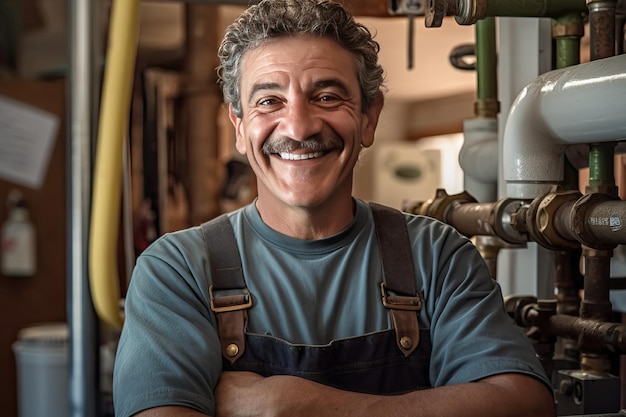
[{"x1": 89, "y1": 0, "x2": 140, "y2": 330}]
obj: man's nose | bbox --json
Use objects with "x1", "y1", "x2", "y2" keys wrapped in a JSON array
[{"x1": 278, "y1": 98, "x2": 323, "y2": 141}]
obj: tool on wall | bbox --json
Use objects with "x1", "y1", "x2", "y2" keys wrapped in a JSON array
[{"x1": 388, "y1": 0, "x2": 427, "y2": 69}]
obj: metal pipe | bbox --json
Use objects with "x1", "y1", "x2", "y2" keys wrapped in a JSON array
[
  {"x1": 502, "y1": 53, "x2": 626, "y2": 200},
  {"x1": 523, "y1": 192, "x2": 626, "y2": 248},
  {"x1": 552, "y1": 250, "x2": 583, "y2": 366},
  {"x1": 445, "y1": 201, "x2": 498, "y2": 236},
  {"x1": 475, "y1": 17, "x2": 497, "y2": 110},
  {"x1": 553, "y1": 11, "x2": 584, "y2": 69},
  {"x1": 579, "y1": 247, "x2": 614, "y2": 373},
  {"x1": 459, "y1": 17, "x2": 499, "y2": 204},
  {"x1": 546, "y1": 313, "x2": 626, "y2": 354},
  {"x1": 581, "y1": 248, "x2": 614, "y2": 320},
  {"x1": 455, "y1": 0, "x2": 588, "y2": 25},
  {"x1": 553, "y1": 250, "x2": 583, "y2": 317},
  {"x1": 588, "y1": 0, "x2": 618, "y2": 61},
  {"x1": 68, "y1": 0, "x2": 99, "y2": 416},
  {"x1": 588, "y1": 142, "x2": 619, "y2": 195}
]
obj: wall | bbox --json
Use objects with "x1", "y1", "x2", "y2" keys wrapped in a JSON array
[{"x1": 0, "y1": 79, "x2": 66, "y2": 417}]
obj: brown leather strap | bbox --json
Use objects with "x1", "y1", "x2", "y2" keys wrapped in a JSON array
[
  {"x1": 202, "y1": 204, "x2": 422, "y2": 362},
  {"x1": 201, "y1": 214, "x2": 250, "y2": 363},
  {"x1": 370, "y1": 202, "x2": 422, "y2": 357}
]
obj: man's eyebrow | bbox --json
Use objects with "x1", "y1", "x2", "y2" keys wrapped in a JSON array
[
  {"x1": 248, "y1": 82, "x2": 281, "y2": 101},
  {"x1": 314, "y1": 79, "x2": 350, "y2": 96}
]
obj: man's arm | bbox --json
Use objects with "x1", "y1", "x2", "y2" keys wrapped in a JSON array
[{"x1": 214, "y1": 371, "x2": 555, "y2": 417}]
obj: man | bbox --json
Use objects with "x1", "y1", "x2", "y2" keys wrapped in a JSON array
[{"x1": 113, "y1": 1, "x2": 555, "y2": 416}]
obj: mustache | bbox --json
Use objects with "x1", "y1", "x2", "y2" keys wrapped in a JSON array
[{"x1": 262, "y1": 135, "x2": 343, "y2": 155}]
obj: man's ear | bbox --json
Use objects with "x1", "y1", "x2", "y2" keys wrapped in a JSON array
[
  {"x1": 360, "y1": 92, "x2": 384, "y2": 148},
  {"x1": 228, "y1": 104, "x2": 246, "y2": 155}
]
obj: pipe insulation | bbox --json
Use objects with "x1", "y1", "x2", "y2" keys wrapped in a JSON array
[
  {"x1": 503, "y1": 53, "x2": 626, "y2": 200},
  {"x1": 89, "y1": 0, "x2": 140, "y2": 330},
  {"x1": 459, "y1": 118, "x2": 499, "y2": 203}
]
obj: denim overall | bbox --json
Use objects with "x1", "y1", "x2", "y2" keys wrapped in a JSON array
[{"x1": 202, "y1": 203, "x2": 431, "y2": 394}]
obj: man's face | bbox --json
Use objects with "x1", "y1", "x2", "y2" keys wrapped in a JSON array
[{"x1": 229, "y1": 35, "x2": 383, "y2": 212}]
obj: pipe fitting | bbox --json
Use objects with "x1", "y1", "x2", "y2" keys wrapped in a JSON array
[
  {"x1": 571, "y1": 193, "x2": 622, "y2": 249},
  {"x1": 530, "y1": 190, "x2": 582, "y2": 250},
  {"x1": 552, "y1": 20, "x2": 586, "y2": 37},
  {"x1": 454, "y1": 0, "x2": 486, "y2": 25},
  {"x1": 403, "y1": 189, "x2": 477, "y2": 222},
  {"x1": 503, "y1": 54, "x2": 626, "y2": 199},
  {"x1": 425, "y1": 0, "x2": 450, "y2": 27},
  {"x1": 493, "y1": 198, "x2": 528, "y2": 244}
]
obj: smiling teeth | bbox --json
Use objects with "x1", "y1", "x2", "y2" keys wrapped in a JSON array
[{"x1": 279, "y1": 151, "x2": 324, "y2": 160}]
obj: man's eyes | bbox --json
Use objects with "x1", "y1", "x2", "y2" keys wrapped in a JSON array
[
  {"x1": 254, "y1": 93, "x2": 344, "y2": 108},
  {"x1": 318, "y1": 94, "x2": 338, "y2": 102},
  {"x1": 258, "y1": 97, "x2": 280, "y2": 106}
]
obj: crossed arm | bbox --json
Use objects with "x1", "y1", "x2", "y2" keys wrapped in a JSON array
[{"x1": 133, "y1": 371, "x2": 555, "y2": 417}]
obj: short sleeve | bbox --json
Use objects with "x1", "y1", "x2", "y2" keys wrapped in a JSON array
[
  {"x1": 408, "y1": 217, "x2": 551, "y2": 390},
  {"x1": 112, "y1": 231, "x2": 222, "y2": 417}
]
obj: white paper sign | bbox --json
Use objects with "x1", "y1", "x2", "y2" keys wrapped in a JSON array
[{"x1": 0, "y1": 95, "x2": 59, "y2": 189}]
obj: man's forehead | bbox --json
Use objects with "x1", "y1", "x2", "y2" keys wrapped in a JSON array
[{"x1": 239, "y1": 37, "x2": 359, "y2": 85}]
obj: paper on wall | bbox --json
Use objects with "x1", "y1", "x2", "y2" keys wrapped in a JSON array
[{"x1": 0, "y1": 95, "x2": 59, "y2": 189}]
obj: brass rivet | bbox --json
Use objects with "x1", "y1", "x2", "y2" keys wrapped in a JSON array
[
  {"x1": 400, "y1": 336, "x2": 413, "y2": 350},
  {"x1": 226, "y1": 343, "x2": 239, "y2": 357}
]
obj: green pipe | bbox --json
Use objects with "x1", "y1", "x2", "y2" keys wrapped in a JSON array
[
  {"x1": 475, "y1": 17, "x2": 497, "y2": 102},
  {"x1": 553, "y1": 12, "x2": 584, "y2": 69},
  {"x1": 588, "y1": 143, "x2": 617, "y2": 193},
  {"x1": 484, "y1": 0, "x2": 587, "y2": 18}
]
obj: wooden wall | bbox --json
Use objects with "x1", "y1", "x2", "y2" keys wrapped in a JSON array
[{"x1": 0, "y1": 79, "x2": 67, "y2": 417}]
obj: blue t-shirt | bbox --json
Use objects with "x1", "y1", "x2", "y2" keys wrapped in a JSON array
[{"x1": 113, "y1": 199, "x2": 550, "y2": 417}]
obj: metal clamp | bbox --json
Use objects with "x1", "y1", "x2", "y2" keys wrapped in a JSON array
[
  {"x1": 209, "y1": 286, "x2": 253, "y2": 313},
  {"x1": 380, "y1": 282, "x2": 422, "y2": 311}
]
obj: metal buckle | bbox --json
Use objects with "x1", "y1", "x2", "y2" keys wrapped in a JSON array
[
  {"x1": 380, "y1": 282, "x2": 422, "y2": 311},
  {"x1": 209, "y1": 285, "x2": 253, "y2": 313}
]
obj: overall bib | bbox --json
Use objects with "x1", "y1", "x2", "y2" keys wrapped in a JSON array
[{"x1": 202, "y1": 203, "x2": 431, "y2": 395}]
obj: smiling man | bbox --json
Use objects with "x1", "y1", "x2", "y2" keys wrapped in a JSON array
[
  {"x1": 112, "y1": 1, "x2": 556, "y2": 416},
  {"x1": 230, "y1": 34, "x2": 381, "y2": 239}
]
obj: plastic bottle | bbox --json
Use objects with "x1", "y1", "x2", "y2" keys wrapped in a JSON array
[{"x1": 1, "y1": 191, "x2": 36, "y2": 277}]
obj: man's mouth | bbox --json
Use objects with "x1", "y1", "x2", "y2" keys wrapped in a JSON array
[{"x1": 278, "y1": 151, "x2": 325, "y2": 160}]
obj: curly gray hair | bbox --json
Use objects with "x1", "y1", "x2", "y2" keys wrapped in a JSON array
[{"x1": 217, "y1": 0, "x2": 385, "y2": 118}]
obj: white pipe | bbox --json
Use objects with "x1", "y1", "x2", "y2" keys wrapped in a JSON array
[
  {"x1": 459, "y1": 118, "x2": 499, "y2": 203},
  {"x1": 503, "y1": 53, "x2": 626, "y2": 200}
]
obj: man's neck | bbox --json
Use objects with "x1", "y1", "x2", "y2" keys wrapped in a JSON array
[{"x1": 255, "y1": 197, "x2": 355, "y2": 240}]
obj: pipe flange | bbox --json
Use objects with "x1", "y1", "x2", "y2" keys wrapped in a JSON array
[
  {"x1": 524, "y1": 192, "x2": 555, "y2": 249},
  {"x1": 454, "y1": 0, "x2": 485, "y2": 25},
  {"x1": 426, "y1": 189, "x2": 476, "y2": 222},
  {"x1": 492, "y1": 198, "x2": 527, "y2": 244},
  {"x1": 425, "y1": 0, "x2": 447, "y2": 27},
  {"x1": 474, "y1": 99, "x2": 500, "y2": 119},
  {"x1": 552, "y1": 21, "x2": 585, "y2": 37},
  {"x1": 523, "y1": 190, "x2": 580, "y2": 250},
  {"x1": 534, "y1": 190, "x2": 582, "y2": 250},
  {"x1": 571, "y1": 192, "x2": 621, "y2": 249}
]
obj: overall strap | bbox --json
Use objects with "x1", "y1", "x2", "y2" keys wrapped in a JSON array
[
  {"x1": 370, "y1": 202, "x2": 423, "y2": 357},
  {"x1": 201, "y1": 214, "x2": 251, "y2": 364}
]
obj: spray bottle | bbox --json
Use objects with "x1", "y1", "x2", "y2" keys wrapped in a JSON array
[{"x1": 1, "y1": 190, "x2": 36, "y2": 277}]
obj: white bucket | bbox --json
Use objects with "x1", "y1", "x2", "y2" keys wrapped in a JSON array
[{"x1": 12, "y1": 323, "x2": 69, "y2": 417}]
